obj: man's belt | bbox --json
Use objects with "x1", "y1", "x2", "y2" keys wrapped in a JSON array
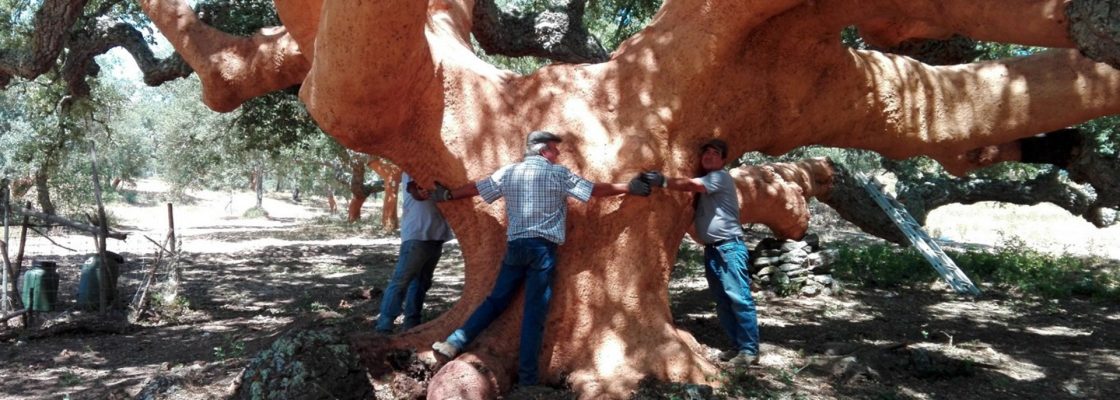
[{"x1": 706, "y1": 236, "x2": 744, "y2": 247}]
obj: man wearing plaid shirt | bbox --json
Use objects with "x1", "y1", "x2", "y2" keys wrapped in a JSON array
[{"x1": 427, "y1": 130, "x2": 651, "y2": 385}]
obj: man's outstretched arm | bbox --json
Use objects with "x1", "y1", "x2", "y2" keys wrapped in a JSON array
[{"x1": 644, "y1": 172, "x2": 707, "y2": 193}]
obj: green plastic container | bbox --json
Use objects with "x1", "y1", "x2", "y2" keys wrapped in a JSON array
[
  {"x1": 77, "y1": 252, "x2": 123, "y2": 310},
  {"x1": 21, "y1": 261, "x2": 60, "y2": 312}
]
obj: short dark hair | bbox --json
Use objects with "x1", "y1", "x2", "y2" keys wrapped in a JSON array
[{"x1": 700, "y1": 139, "x2": 728, "y2": 159}]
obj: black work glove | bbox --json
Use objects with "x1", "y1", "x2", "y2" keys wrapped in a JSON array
[
  {"x1": 641, "y1": 171, "x2": 667, "y2": 188},
  {"x1": 432, "y1": 181, "x2": 453, "y2": 202},
  {"x1": 627, "y1": 176, "x2": 651, "y2": 196}
]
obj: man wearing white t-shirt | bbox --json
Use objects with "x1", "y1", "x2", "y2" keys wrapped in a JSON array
[{"x1": 375, "y1": 172, "x2": 454, "y2": 333}]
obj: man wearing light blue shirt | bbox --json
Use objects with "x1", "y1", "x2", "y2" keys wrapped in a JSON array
[
  {"x1": 427, "y1": 130, "x2": 651, "y2": 385},
  {"x1": 375, "y1": 173, "x2": 454, "y2": 334}
]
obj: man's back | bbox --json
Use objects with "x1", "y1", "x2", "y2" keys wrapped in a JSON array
[{"x1": 479, "y1": 156, "x2": 593, "y2": 244}]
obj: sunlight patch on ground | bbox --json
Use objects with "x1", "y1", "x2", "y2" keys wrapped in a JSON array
[
  {"x1": 924, "y1": 300, "x2": 1018, "y2": 323},
  {"x1": 756, "y1": 345, "x2": 804, "y2": 367},
  {"x1": 1024, "y1": 325, "x2": 1093, "y2": 337},
  {"x1": 181, "y1": 237, "x2": 400, "y2": 254},
  {"x1": 680, "y1": 312, "x2": 716, "y2": 321},
  {"x1": 993, "y1": 356, "x2": 1047, "y2": 381},
  {"x1": 894, "y1": 386, "x2": 932, "y2": 399},
  {"x1": 198, "y1": 324, "x2": 239, "y2": 334}
]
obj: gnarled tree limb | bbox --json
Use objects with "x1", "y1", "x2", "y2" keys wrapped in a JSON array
[
  {"x1": 471, "y1": 0, "x2": 608, "y2": 63},
  {"x1": 136, "y1": 0, "x2": 310, "y2": 112},
  {"x1": 62, "y1": 23, "x2": 192, "y2": 98},
  {"x1": 0, "y1": 0, "x2": 88, "y2": 88}
]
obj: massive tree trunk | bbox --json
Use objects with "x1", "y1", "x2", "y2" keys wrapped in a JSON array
[{"x1": 137, "y1": 0, "x2": 1120, "y2": 397}]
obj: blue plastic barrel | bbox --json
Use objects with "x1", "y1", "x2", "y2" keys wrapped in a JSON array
[{"x1": 76, "y1": 252, "x2": 123, "y2": 310}]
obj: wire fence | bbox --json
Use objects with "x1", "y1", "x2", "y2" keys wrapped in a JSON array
[{"x1": 2, "y1": 221, "x2": 171, "y2": 314}]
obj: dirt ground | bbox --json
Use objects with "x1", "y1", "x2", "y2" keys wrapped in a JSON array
[{"x1": 1, "y1": 181, "x2": 1118, "y2": 399}]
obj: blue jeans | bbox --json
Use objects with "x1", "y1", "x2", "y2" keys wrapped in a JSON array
[
  {"x1": 376, "y1": 240, "x2": 445, "y2": 333},
  {"x1": 704, "y1": 238, "x2": 760, "y2": 355},
  {"x1": 445, "y1": 237, "x2": 557, "y2": 385}
]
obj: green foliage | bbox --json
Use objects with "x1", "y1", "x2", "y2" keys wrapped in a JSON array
[
  {"x1": 1, "y1": 0, "x2": 152, "y2": 62},
  {"x1": 150, "y1": 292, "x2": 192, "y2": 323},
  {"x1": 954, "y1": 237, "x2": 1116, "y2": 300},
  {"x1": 236, "y1": 327, "x2": 371, "y2": 399},
  {"x1": 975, "y1": 43, "x2": 1043, "y2": 61},
  {"x1": 671, "y1": 242, "x2": 704, "y2": 280},
  {"x1": 0, "y1": 70, "x2": 153, "y2": 213},
  {"x1": 197, "y1": 0, "x2": 280, "y2": 36},
  {"x1": 477, "y1": 0, "x2": 663, "y2": 72},
  {"x1": 716, "y1": 367, "x2": 777, "y2": 399},
  {"x1": 737, "y1": 146, "x2": 884, "y2": 176},
  {"x1": 1076, "y1": 115, "x2": 1120, "y2": 157},
  {"x1": 0, "y1": 0, "x2": 34, "y2": 50},
  {"x1": 632, "y1": 377, "x2": 715, "y2": 399},
  {"x1": 214, "y1": 338, "x2": 248, "y2": 360},
  {"x1": 58, "y1": 370, "x2": 83, "y2": 387},
  {"x1": 840, "y1": 26, "x2": 867, "y2": 49},
  {"x1": 830, "y1": 244, "x2": 938, "y2": 288},
  {"x1": 242, "y1": 205, "x2": 269, "y2": 218},
  {"x1": 584, "y1": 0, "x2": 662, "y2": 51},
  {"x1": 233, "y1": 89, "x2": 321, "y2": 156},
  {"x1": 831, "y1": 242, "x2": 1119, "y2": 301}
]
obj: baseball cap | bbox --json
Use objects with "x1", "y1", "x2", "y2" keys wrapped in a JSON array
[{"x1": 701, "y1": 139, "x2": 728, "y2": 159}]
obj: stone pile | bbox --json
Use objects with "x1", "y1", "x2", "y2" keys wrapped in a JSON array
[{"x1": 749, "y1": 234, "x2": 841, "y2": 296}]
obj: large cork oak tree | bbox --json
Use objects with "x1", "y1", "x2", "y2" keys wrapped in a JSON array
[{"x1": 134, "y1": 0, "x2": 1120, "y2": 397}]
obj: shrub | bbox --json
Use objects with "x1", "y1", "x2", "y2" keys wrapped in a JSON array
[
  {"x1": 831, "y1": 242, "x2": 1120, "y2": 301},
  {"x1": 830, "y1": 244, "x2": 936, "y2": 288}
]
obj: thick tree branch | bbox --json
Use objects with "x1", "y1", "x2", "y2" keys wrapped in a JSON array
[
  {"x1": 897, "y1": 168, "x2": 1109, "y2": 227},
  {"x1": 1068, "y1": 137, "x2": 1120, "y2": 218},
  {"x1": 734, "y1": 158, "x2": 835, "y2": 240},
  {"x1": 136, "y1": 0, "x2": 309, "y2": 112},
  {"x1": 274, "y1": 0, "x2": 322, "y2": 60},
  {"x1": 0, "y1": 0, "x2": 89, "y2": 87},
  {"x1": 62, "y1": 23, "x2": 192, "y2": 98},
  {"x1": 819, "y1": 163, "x2": 907, "y2": 244},
  {"x1": 821, "y1": 130, "x2": 1118, "y2": 245},
  {"x1": 824, "y1": 49, "x2": 1120, "y2": 168},
  {"x1": 471, "y1": 0, "x2": 607, "y2": 63},
  {"x1": 1068, "y1": 0, "x2": 1120, "y2": 69},
  {"x1": 855, "y1": 0, "x2": 1074, "y2": 48}
]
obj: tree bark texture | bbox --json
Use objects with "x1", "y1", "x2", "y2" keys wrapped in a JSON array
[{"x1": 137, "y1": 0, "x2": 1120, "y2": 397}]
